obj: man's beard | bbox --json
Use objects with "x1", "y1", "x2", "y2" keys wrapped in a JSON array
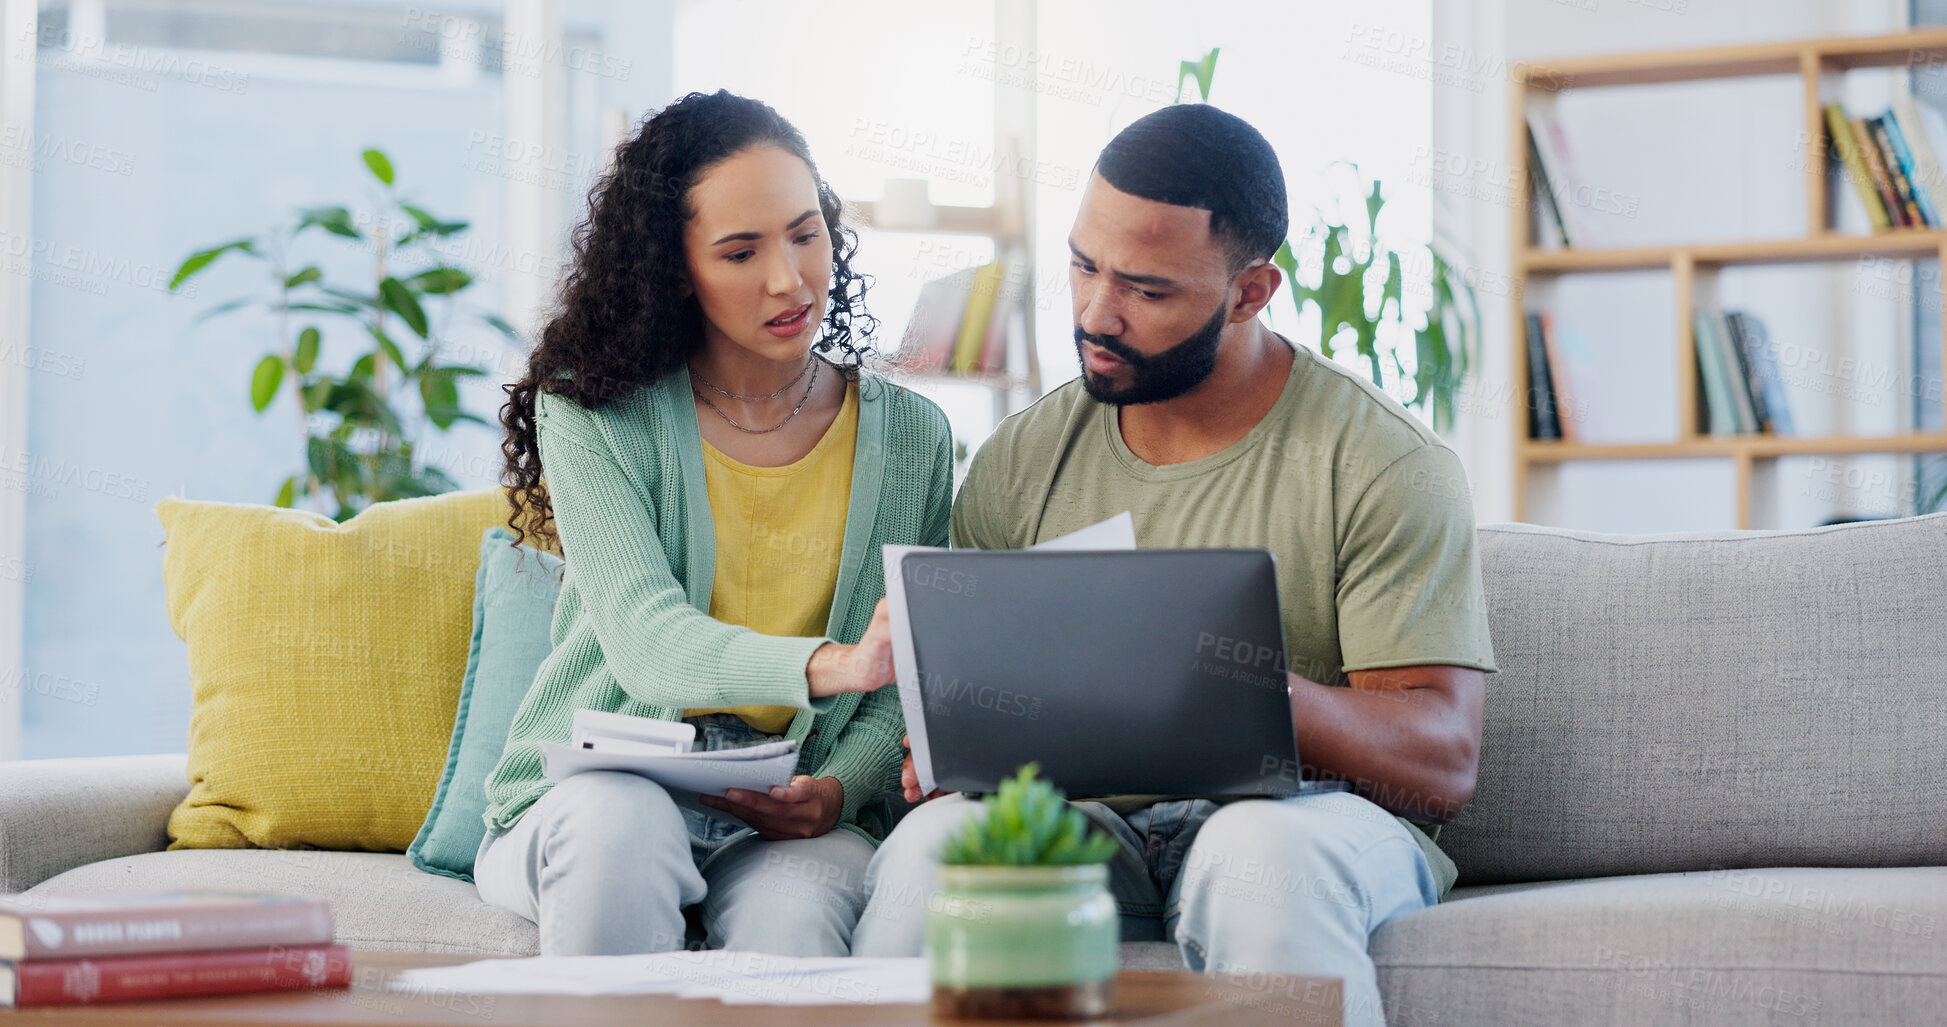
[{"x1": 1074, "y1": 301, "x2": 1226, "y2": 406}]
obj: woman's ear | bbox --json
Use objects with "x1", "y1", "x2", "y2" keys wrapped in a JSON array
[{"x1": 676, "y1": 274, "x2": 694, "y2": 298}]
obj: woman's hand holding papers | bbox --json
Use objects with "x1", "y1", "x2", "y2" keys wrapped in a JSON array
[
  {"x1": 700, "y1": 775, "x2": 844, "y2": 840},
  {"x1": 806, "y1": 598, "x2": 896, "y2": 697}
]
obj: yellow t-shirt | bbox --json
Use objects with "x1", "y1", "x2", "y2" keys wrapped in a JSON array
[{"x1": 686, "y1": 382, "x2": 858, "y2": 733}]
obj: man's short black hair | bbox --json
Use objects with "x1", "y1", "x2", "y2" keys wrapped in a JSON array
[{"x1": 1095, "y1": 103, "x2": 1288, "y2": 273}]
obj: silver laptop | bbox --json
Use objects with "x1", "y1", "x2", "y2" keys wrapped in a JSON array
[{"x1": 900, "y1": 548, "x2": 1349, "y2": 798}]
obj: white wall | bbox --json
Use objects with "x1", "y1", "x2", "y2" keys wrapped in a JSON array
[
  {"x1": 1435, "y1": 0, "x2": 1918, "y2": 532},
  {"x1": 12, "y1": 0, "x2": 671, "y2": 759},
  {"x1": 0, "y1": 0, "x2": 36, "y2": 759}
]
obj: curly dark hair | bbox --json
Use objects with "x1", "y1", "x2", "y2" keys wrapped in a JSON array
[{"x1": 499, "y1": 90, "x2": 876, "y2": 554}]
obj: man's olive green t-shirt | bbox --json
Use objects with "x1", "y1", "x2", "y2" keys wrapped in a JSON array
[{"x1": 949, "y1": 340, "x2": 1498, "y2": 898}]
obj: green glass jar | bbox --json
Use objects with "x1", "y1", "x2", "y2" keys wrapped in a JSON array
[{"x1": 927, "y1": 863, "x2": 1119, "y2": 1019}]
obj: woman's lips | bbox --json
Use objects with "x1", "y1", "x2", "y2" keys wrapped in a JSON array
[{"x1": 765, "y1": 303, "x2": 813, "y2": 338}]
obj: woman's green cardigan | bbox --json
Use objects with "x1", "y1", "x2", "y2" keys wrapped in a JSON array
[{"x1": 483, "y1": 365, "x2": 954, "y2": 840}]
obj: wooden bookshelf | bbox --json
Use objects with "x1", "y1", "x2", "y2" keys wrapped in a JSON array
[
  {"x1": 1510, "y1": 29, "x2": 1947, "y2": 528},
  {"x1": 839, "y1": 196, "x2": 1044, "y2": 422}
]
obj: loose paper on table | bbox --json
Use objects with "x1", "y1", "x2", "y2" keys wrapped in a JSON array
[{"x1": 385, "y1": 951, "x2": 929, "y2": 1006}]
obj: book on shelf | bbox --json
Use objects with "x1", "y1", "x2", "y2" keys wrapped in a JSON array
[
  {"x1": 1827, "y1": 98, "x2": 1947, "y2": 231},
  {"x1": 895, "y1": 267, "x2": 976, "y2": 374},
  {"x1": 1692, "y1": 309, "x2": 1793, "y2": 437},
  {"x1": 1692, "y1": 312, "x2": 1739, "y2": 436},
  {"x1": 1879, "y1": 112, "x2": 1940, "y2": 226},
  {"x1": 0, "y1": 892, "x2": 334, "y2": 961},
  {"x1": 1850, "y1": 116, "x2": 1910, "y2": 227},
  {"x1": 1826, "y1": 103, "x2": 1892, "y2": 231},
  {"x1": 1525, "y1": 111, "x2": 1582, "y2": 249},
  {"x1": 977, "y1": 281, "x2": 1023, "y2": 376},
  {"x1": 1868, "y1": 116, "x2": 1924, "y2": 227},
  {"x1": 891, "y1": 263, "x2": 1022, "y2": 380},
  {"x1": 1726, "y1": 312, "x2": 1795, "y2": 436},
  {"x1": 1716, "y1": 310, "x2": 1760, "y2": 433},
  {"x1": 1538, "y1": 312, "x2": 1579, "y2": 442},
  {"x1": 1892, "y1": 97, "x2": 1945, "y2": 222},
  {"x1": 1, "y1": 943, "x2": 351, "y2": 1007},
  {"x1": 1524, "y1": 312, "x2": 1562, "y2": 440},
  {"x1": 951, "y1": 262, "x2": 1006, "y2": 374}
]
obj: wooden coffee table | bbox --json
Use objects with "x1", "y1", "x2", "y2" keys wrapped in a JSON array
[{"x1": 2, "y1": 951, "x2": 1341, "y2": 1025}]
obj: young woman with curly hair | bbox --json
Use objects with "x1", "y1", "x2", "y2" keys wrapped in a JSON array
[{"x1": 475, "y1": 90, "x2": 953, "y2": 957}]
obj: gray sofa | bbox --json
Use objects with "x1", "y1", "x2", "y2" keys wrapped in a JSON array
[{"x1": 5, "y1": 516, "x2": 1944, "y2": 1024}]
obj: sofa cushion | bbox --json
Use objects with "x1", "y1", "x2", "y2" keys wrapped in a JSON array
[
  {"x1": 1373, "y1": 866, "x2": 1947, "y2": 1026},
  {"x1": 1444, "y1": 515, "x2": 1947, "y2": 884},
  {"x1": 157, "y1": 489, "x2": 528, "y2": 853},
  {"x1": 26, "y1": 850, "x2": 537, "y2": 955},
  {"x1": 408, "y1": 528, "x2": 564, "y2": 884}
]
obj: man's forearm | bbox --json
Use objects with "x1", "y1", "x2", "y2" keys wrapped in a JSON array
[{"x1": 1286, "y1": 669, "x2": 1483, "y2": 823}]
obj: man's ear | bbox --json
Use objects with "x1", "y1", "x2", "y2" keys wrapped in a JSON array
[{"x1": 1228, "y1": 260, "x2": 1283, "y2": 323}]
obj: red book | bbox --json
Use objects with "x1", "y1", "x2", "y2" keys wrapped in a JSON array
[
  {"x1": 2, "y1": 944, "x2": 352, "y2": 1006},
  {"x1": 0, "y1": 892, "x2": 334, "y2": 960}
]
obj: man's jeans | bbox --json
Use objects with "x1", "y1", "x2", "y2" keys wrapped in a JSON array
[
  {"x1": 850, "y1": 790, "x2": 1438, "y2": 1027},
  {"x1": 474, "y1": 714, "x2": 875, "y2": 956}
]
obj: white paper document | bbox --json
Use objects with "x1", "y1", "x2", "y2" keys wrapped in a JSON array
[
  {"x1": 882, "y1": 512, "x2": 1136, "y2": 794},
  {"x1": 539, "y1": 738, "x2": 800, "y2": 826},
  {"x1": 385, "y1": 952, "x2": 929, "y2": 1006}
]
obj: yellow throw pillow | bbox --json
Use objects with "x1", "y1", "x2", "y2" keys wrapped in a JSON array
[{"x1": 158, "y1": 488, "x2": 524, "y2": 852}]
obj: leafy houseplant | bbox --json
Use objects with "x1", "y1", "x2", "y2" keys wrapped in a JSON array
[
  {"x1": 1274, "y1": 167, "x2": 1482, "y2": 433},
  {"x1": 1174, "y1": 50, "x2": 1481, "y2": 433},
  {"x1": 929, "y1": 765, "x2": 1119, "y2": 1020},
  {"x1": 170, "y1": 148, "x2": 513, "y2": 520}
]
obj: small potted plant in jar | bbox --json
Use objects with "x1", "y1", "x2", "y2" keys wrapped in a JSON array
[{"x1": 928, "y1": 764, "x2": 1121, "y2": 1019}]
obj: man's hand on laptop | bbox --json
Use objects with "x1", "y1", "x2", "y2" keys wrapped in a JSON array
[
  {"x1": 901, "y1": 734, "x2": 948, "y2": 803},
  {"x1": 807, "y1": 598, "x2": 896, "y2": 697},
  {"x1": 700, "y1": 775, "x2": 844, "y2": 840}
]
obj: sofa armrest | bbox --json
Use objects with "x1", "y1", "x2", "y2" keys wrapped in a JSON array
[{"x1": 0, "y1": 754, "x2": 189, "y2": 893}]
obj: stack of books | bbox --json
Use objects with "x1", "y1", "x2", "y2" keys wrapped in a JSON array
[
  {"x1": 1691, "y1": 310, "x2": 1795, "y2": 438},
  {"x1": 0, "y1": 891, "x2": 347, "y2": 1007},
  {"x1": 1825, "y1": 98, "x2": 1945, "y2": 232},
  {"x1": 893, "y1": 263, "x2": 1024, "y2": 378},
  {"x1": 1525, "y1": 310, "x2": 1793, "y2": 441}
]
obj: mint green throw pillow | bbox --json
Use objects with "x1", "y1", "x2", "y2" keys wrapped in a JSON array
[{"x1": 408, "y1": 527, "x2": 563, "y2": 882}]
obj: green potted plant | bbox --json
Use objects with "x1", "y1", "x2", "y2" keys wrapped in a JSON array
[
  {"x1": 1175, "y1": 48, "x2": 1480, "y2": 433},
  {"x1": 928, "y1": 764, "x2": 1121, "y2": 1019},
  {"x1": 169, "y1": 147, "x2": 512, "y2": 520}
]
